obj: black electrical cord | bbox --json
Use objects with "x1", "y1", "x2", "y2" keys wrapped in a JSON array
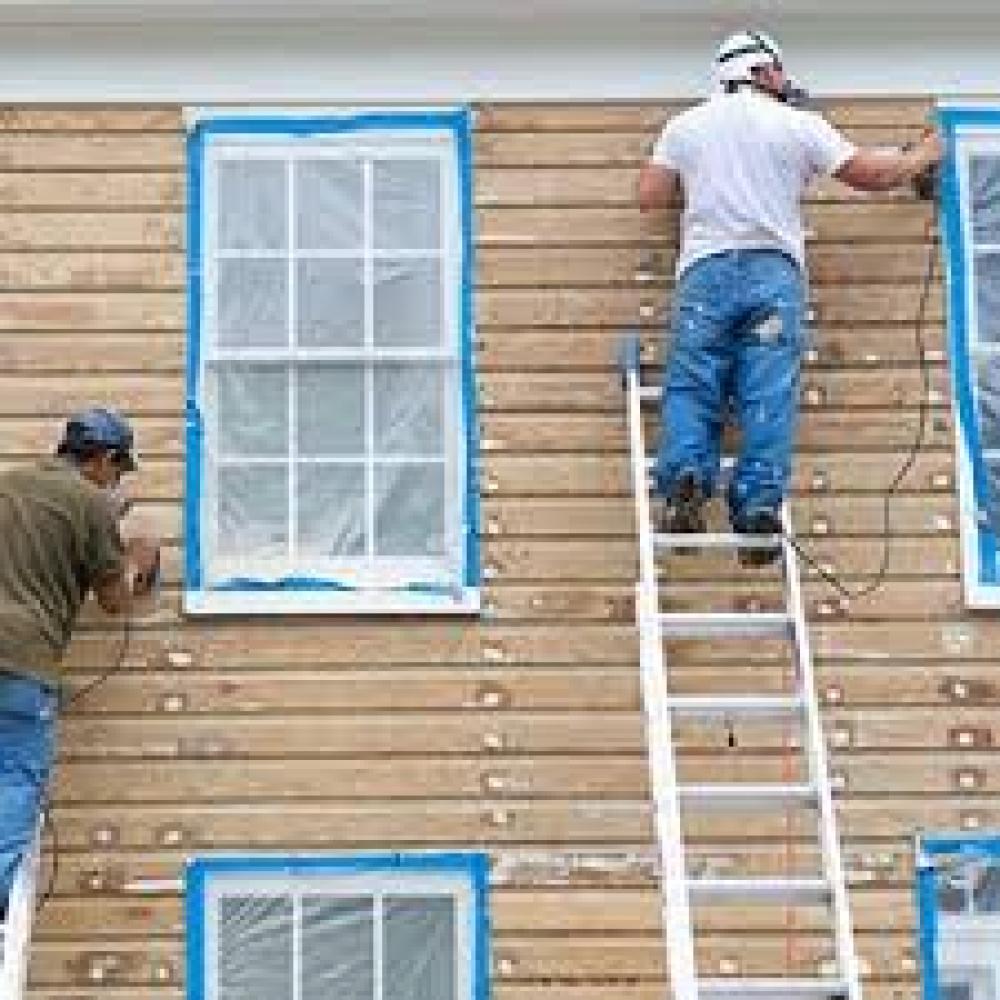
[
  {"x1": 62, "y1": 613, "x2": 133, "y2": 711},
  {"x1": 35, "y1": 797, "x2": 57, "y2": 917},
  {"x1": 34, "y1": 611, "x2": 134, "y2": 917},
  {"x1": 785, "y1": 215, "x2": 939, "y2": 602}
]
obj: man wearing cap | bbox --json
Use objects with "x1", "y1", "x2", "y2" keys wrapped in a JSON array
[
  {"x1": 639, "y1": 30, "x2": 942, "y2": 565},
  {"x1": 0, "y1": 409, "x2": 160, "y2": 921}
]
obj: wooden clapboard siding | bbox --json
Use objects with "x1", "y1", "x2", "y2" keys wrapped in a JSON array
[{"x1": 0, "y1": 96, "x2": 977, "y2": 1000}]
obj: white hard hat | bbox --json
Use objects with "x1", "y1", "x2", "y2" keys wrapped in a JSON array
[{"x1": 715, "y1": 30, "x2": 783, "y2": 85}]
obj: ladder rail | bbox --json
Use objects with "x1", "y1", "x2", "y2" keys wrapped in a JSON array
[
  {"x1": 0, "y1": 830, "x2": 40, "y2": 1000},
  {"x1": 624, "y1": 359, "x2": 698, "y2": 1000},
  {"x1": 780, "y1": 505, "x2": 863, "y2": 1000}
]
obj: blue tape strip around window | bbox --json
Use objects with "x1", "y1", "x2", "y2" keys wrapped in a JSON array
[
  {"x1": 455, "y1": 109, "x2": 481, "y2": 591},
  {"x1": 184, "y1": 852, "x2": 491, "y2": 1000},
  {"x1": 915, "y1": 834, "x2": 1000, "y2": 1000},
  {"x1": 185, "y1": 858, "x2": 208, "y2": 1000},
  {"x1": 938, "y1": 105, "x2": 1000, "y2": 585},
  {"x1": 185, "y1": 124, "x2": 206, "y2": 593},
  {"x1": 916, "y1": 850, "x2": 940, "y2": 1000},
  {"x1": 184, "y1": 109, "x2": 480, "y2": 600},
  {"x1": 470, "y1": 852, "x2": 492, "y2": 1000},
  {"x1": 921, "y1": 834, "x2": 1000, "y2": 857}
]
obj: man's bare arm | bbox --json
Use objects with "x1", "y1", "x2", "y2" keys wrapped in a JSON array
[
  {"x1": 639, "y1": 163, "x2": 680, "y2": 212},
  {"x1": 835, "y1": 131, "x2": 943, "y2": 193}
]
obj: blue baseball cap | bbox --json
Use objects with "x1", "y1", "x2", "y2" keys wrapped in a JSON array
[{"x1": 61, "y1": 408, "x2": 137, "y2": 471}]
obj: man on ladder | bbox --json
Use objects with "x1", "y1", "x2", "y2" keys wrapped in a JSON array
[
  {"x1": 639, "y1": 29, "x2": 942, "y2": 565},
  {"x1": 0, "y1": 410, "x2": 160, "y2": 928}
]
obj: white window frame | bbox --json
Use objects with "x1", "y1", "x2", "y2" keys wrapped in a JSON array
[{"x1": 183, "y1": 109, "x2": 479, "y2": 616}]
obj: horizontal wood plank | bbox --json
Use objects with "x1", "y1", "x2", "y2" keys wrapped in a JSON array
[
  {"x1": 0, "y1": 212, "x2": 181, "y2": 249},
  {"x1": 0, "y1": 106, "x2": 182, "y2": 131},
  {"x1": 476, "y1": 327, "x2": 948, "y2": 370},
  {"x1": 479, "y1": 203, "x2": 936, "y2": 244},
  {"x1": 0, "y1": 172, "x2": 182, "y2": 209},
  {"x1": 0, "y1": 133, "x2": 182, "y2": 169},
  {"x1": 478, "y1": 245, "x2": 939, "y2": 287},
  {"x1": 0, "y1": 252, "x2": 183, "y2": 290},
  {"x1": 474, "y1": 100, "x2": 933, "y2": 132},
  {"x1": 474, "y1": 126, "x2": 924, "y2": 167},
  {"x1": 476, "y1": 285, "x2": 945, "y2": 327},
  {"x1": 476, "y1": 166, "x2": 917, "y2": 207},
  {"x1": 0, "y1": 292, "x2": 181, "y2": 330}
]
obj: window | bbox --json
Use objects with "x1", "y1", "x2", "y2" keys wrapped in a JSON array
[
  {"x1": 918, "y1": 836, "x2": 1000, "y2": 1000},
  {"x1": 940, "y1": 106, "x2": 1000, "y2": 606},
  {"x1": 184, "y1": 110, "x2": 479, "y2": 614},
  {"x1": 186, "y1": 854, "x2": 489, "y2": 1000}
]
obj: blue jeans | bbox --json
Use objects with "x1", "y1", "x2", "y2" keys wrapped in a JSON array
[
  {"x1": 656, "y1": 249, "x2": 806, "y2": 523},
  {"x1": 0, "y1": 672, "x2": 57, "y2": 909}
]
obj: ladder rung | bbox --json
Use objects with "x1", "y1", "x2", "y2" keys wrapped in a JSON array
[
  {"x1": 655, "y1": 531, "x2": 781, "y2": 550},
  {"x1": 659, "y1": 611, "x2": 792, "y2": 638},
  {"x1": 700, "y1": 978, "x2": 849, "y2": 999},
  {"x1": 665, "y1": 695, "x2": 803, "y2": 718},
  {"x1": 678, "y1": 783, "x2": 817, "y2": 809},
  {"x1": 688, "y1": 876, "x2": 830, "y2": 903},
  {"x1": 639, "y1": 385, "x2": 662, "y2": 403}
]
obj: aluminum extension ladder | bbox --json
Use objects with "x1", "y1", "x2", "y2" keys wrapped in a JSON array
[
  {"x1": 0, "y1": 832, "x2": 41, "y2": 1000},
  {"x1": 619, "y1": 334, "x2": 862, "y2": 1000}
]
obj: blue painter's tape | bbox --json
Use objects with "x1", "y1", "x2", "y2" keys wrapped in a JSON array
[
  {"x1": 185, "y1": 859, "x2": 208, "y2": 1000},
  {"x1": 185, "y1": 851, "x2": 490, "y2": 999},
  {"x1": 922, "y1": 833, "x2": 1000, "y2": 857},
  {"x1": 470, "y1": 851, "x2": 491, "y2": 1000},
  {"x1": 184, "y1": 110, "x2": 480, "y2": 603},
  {"x1": 190, "y1": 851, "x2": 483, "y2": 877},
  {"x1": 185, "y1": 123, "x2": 206, "y2": 593},
  {"x1": 455, "y1": 106, "x2": 481, "y2": 592},
  {"x1": 937, "y1": 105, "x2": 1000, "y2": 587},
  {"x1": 916, "y1": 849, "x2": 940, "y2": 1000},
  {"x1": 197, "y1": 111, "x2": 468, "y2": 140}
]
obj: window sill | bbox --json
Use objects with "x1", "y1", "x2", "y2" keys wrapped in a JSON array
[{"x1": 184, "y1": 587, "x2": 480, "y2": 616}]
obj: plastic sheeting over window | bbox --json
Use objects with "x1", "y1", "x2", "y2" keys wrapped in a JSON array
[
  {"x1": 939, "y1": 108, "x2": 1000, "y2": 606},
  {"x1": 185, "y1": 112, "x2": 477, "y2": 613},
  {"x1": 186, "y1": 855, "x2": 489, "y2": 1000},
  {"x1": 216, "y1": 893, "x2": 456, "y2": 1000}
]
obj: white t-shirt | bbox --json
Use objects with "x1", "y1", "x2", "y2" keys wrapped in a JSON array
[{"x1": 651, "y1": 89, "x2": 857, "y2": 276}]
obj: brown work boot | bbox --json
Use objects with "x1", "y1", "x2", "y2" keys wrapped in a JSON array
[
  {"x1": 657, "y1": 472, "x2": 707, "y2": 536},
  {"x1": 734, "y1": 508, "x2": 783, "y2": 568}
]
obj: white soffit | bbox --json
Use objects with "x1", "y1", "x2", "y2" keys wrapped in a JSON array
[
  {"x1": 0, "y1": 0, "x2": 994, "y2": 23},
  {"x1": 0, "y1": 6, "x2": 994, "y2": 99}
]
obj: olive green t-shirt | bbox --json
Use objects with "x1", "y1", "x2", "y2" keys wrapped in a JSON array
[{"x1": 0, "y1": 458, "x2": 124, "y2": 686}]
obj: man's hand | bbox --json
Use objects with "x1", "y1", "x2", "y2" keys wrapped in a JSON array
[
  {"x1": 96, "y1": 536, "x2": 162, "y2": 612},
  {"x1": 913, "y1": 127, "x2": 944, "y2": 171},
  {"x1": 126, "y1": 537, "x2": 161, "y2": 596}
]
